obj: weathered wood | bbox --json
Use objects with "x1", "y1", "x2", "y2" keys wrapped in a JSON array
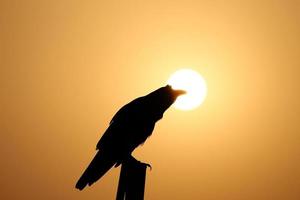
[{"x1": 116, "y1": 159, "x2": 148, "y2": 200}]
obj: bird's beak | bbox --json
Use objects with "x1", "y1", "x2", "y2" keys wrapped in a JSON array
[{"x1": 173, "y1": 89, "x2": 187, "y2": 97}]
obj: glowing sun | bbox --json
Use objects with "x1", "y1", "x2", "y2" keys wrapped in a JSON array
[{"x1": 167, "y1": 69, "x2": 207, "y2": 110}]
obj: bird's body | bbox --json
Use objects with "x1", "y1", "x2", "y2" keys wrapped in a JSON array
[{"x1": 76, "y1": 85, "x2": 185, "y2": 190}]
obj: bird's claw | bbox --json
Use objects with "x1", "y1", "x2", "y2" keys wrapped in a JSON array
[
  {"x1": 128, "y1": 155, "x2": 152, "y2": 170},
  {"x1": 140, "y1": 161, "x2": 152, "y2": 170}
]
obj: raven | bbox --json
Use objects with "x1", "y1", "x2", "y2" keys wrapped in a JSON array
[{"x1": 76, "y1": 85, "x2": 186, "y2": 190}]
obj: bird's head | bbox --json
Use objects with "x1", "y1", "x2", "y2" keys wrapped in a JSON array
[
  {"x1": 146, "y1": 85, "x2": 186, "y2": 113},
  {"x1": 161, "y1": 84, "x2": 187, "y2": 104},
  {"x1": 164, "y1": 84, "x2": 186, "y2": 102}
]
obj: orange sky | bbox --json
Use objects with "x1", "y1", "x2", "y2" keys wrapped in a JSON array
[{"x1": 1, "y1": 0, "x2": 299, "y2": 199}]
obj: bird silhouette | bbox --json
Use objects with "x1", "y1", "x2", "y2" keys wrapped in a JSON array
[{"x1": 76, "y1": 85, "x2": 186, "y2": 190}]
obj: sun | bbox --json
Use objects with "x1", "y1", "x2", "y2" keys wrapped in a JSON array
[{"x1": 167, "y1": 69, "x2": 207, "y2": 110}]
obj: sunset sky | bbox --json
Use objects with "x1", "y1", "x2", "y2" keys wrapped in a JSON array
[{"x1": 1, "y1": 0, "x2": 299, "y2": 199}]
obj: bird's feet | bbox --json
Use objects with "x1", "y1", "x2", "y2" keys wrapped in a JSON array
[
  {"x1": 140, "y1": 161, "x2": 152, "y2": 170},
  {"x1": 128, "y1": 155, "x2": 152, "y2": 170}
]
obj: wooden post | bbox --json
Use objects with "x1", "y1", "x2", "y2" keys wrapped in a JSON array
[{"x1": 116, "y1": 159, "x2": 148, "y2": 200}]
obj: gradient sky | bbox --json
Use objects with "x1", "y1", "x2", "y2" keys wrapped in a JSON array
[{"x1": 1, "y1": 0, "x2": 299, "y2": 199}]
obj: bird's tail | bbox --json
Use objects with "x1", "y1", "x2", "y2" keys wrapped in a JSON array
[{"x1": 75, "y1": 151, "x2": 116, "y2": 190}]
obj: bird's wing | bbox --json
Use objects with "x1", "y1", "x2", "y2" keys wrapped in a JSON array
[
  {"x1": 109, "y1": 97, "x2": 144, "y2": 125},
  {"x1": 96, "y1": 97, "x2": 144, "y2": 151}
]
